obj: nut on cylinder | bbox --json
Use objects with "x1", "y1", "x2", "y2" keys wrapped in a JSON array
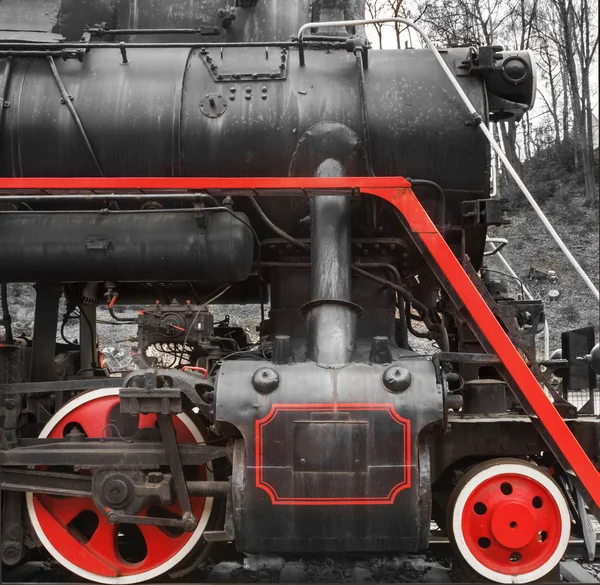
[
  {"x1": 252, "y1": 367, "x2": 280, "y2": 393},
  {"x1": 382, "y1": 365, "x2": 412, "y2": 393}
]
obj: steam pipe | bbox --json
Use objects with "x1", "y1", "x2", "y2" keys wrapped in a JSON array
[{"x1": 305, "y1": 159, "x2": 358, "y2": 367}]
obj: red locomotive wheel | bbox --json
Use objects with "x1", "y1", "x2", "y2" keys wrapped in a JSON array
[
  {"x1": 448, "y1": 459, "x2": 570, "y2": 584},
  {"x1": 26, "y1": 388, "x2": 214, "y2": 584}
]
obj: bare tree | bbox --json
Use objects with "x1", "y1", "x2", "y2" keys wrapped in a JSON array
[
  {"x1": 365, "y1": 0, "x2": 386, "y2": 48},
  {"x1": 536, "y1": 42, "x2": 563, "y2": 143},
  {"x1": 571, "y1": 0, "x2": 598, "y2": 200},
  {"x1": 550, "y1": 0, "x2": 598, "y2": 205},
  {"x1": 385, "y1": 0, "x2": 405, "y2": 48}
]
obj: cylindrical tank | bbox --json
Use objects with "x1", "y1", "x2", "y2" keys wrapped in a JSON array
[
  {"x1": 1, "y1": 46, "x2": 489, "y2": 182},
  {"x1": 0, "y1": 47, "x2": 490, "y2": 213},
  {"x1": 0, "y1": 210, "x2": 254, "y2": 283}
]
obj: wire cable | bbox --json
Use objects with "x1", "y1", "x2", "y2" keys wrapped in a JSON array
[{"x1": 77, "y1": 303, "x2": 98, "y2": 369}]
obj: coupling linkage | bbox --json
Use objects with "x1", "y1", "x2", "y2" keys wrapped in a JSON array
[
  {"x1": 110, "y1": 368, "x2": 220, "y2": 531},
  {"x1": 92, "y1": 468, "x2": 229, "y2": 530}
]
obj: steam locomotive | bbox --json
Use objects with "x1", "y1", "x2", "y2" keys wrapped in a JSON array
[{"x1": 1, "y1": 1, "x2": 598, "y2": 583}]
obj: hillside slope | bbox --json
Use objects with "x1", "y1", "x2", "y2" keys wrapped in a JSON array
[{"x1": 487, "y1": 142, "x2": 599, "y2": 353}]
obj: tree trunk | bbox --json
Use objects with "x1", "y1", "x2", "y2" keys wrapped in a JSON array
[
  {"x1": 542, "y1": 45, "x2": 561, "y2": 143},
  {"x1": 500, "y1": 121, "x2": 522, "y2": 180},
  {"x1": 556, "y1": 0, "x2": 596, "y2": 205},
  {"x1": 523, "y1": 112, "x2": 532, "y2": 159},
  {"x1": 560, "y1": 60, "x2": 570, "y2": 142},
  {"x1": 581, "y1": 71, "x2": 597, "y2": 206}
]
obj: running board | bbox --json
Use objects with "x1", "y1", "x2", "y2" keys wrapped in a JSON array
[{"x1": 1, "y1": 175, "x2": 599, "y2": 519}]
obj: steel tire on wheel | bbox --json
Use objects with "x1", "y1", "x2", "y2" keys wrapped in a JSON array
[
  {"x1": 447, "y1": 458, "x2": 571, "y2": 584},
  {"x1": 26, "y1": 388, "x2": 215, "y2": 585}
]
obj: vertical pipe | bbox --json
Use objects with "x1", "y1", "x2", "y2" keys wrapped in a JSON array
[
  {"x1": 305, "y1": 159, "x2": 357, "y2": 366},
  {"x1": 79, "y1": 304, "x2": 97, "y2": 377},
  {"x1": 0, "y1": 58, "x2": 13, "y2": 168},
  {"x1": 30, "y1": 284, "x2": 62, "y2": 382}
]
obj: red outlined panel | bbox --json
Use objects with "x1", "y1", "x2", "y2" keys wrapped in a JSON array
[{"x1": 254, "y1": 403, "x2": 411, "y2": 505}]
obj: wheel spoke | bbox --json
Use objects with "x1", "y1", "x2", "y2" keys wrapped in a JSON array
[
  {"x1": 138, "y1": 524, "x2": 190, "y2": 562},
  {"x1": 85, "y1": 518, "x2": 122, "y2": 568},
  {"x1": 35, "y1": 495, "x2": 94, "y2": 527}
]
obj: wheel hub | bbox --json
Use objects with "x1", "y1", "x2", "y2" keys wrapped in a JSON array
[
  {"x1": 490, "y1": 502, "x2": 536, "y2": 549},
  {"x1": 101, "y1": 476, "x2": 133, "y2": 508}
]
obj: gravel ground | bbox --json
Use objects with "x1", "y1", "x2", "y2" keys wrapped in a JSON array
[{"x1": 2, "y1": 554, "x2": 460, "y2": 583}]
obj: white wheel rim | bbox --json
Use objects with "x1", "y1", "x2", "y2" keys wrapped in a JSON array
[
  {"x1": 26, "y1": 388, "x2": 214, "y2": 585},
  {"x1": 451, "y1": 462, "x2": 570, "y2": 584}
]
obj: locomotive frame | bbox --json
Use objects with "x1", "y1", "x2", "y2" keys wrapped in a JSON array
[
  {"x1": 1, "y1": 4, "x2": 599, "y2": 582},
  {"x1": 1, "y1": 175, "x2": 599, "y2": 583}
]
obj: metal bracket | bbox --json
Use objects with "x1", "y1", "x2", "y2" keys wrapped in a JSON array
[
  {"x1": 0, "y1": 394, "x2": 19, "y2": 449},
  {"x1": 0, "y1": 491, "x2": 23, "y2": 566},
  {"x1": 203, "y1": 484, "x2": 235, "y2": 542},
  {"x1": 456, "y1": 46, "x2": 504, "y2": 75},
  {"x1": 199, "y1": 45, "x2": 288, "y2": 82},
  {"x1": 120, "y1": 368, "x2": 213, "y2": 419},
  {"x1": 461, "y1": 198, "x2": 509, "y2": 226}
]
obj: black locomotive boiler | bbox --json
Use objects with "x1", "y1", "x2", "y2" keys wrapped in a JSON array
[{"x1": 0, "y1": 1, "x2": 598, "y2": 584}]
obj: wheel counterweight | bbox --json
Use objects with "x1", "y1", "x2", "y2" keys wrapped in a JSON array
[
  {"x1": 25, "y1": 388, "x2": 214, "y2": 585},
  {"x1": 448, "y1": 459, "x2": 571, "y2": 584}
]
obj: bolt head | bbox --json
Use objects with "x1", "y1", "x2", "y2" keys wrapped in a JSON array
[
  {"x1": 182, "y1": 514, "x2": 197, "y2": 532},
  {"x1": 147, "y1": 472, "x2": 164, "y2": 484},
  {"x1": 104, "y1": 478, "x2": 129, "y2": 506},
  {"x1": 2, "y1": 546, "x2": 20, "y2": 565}
]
